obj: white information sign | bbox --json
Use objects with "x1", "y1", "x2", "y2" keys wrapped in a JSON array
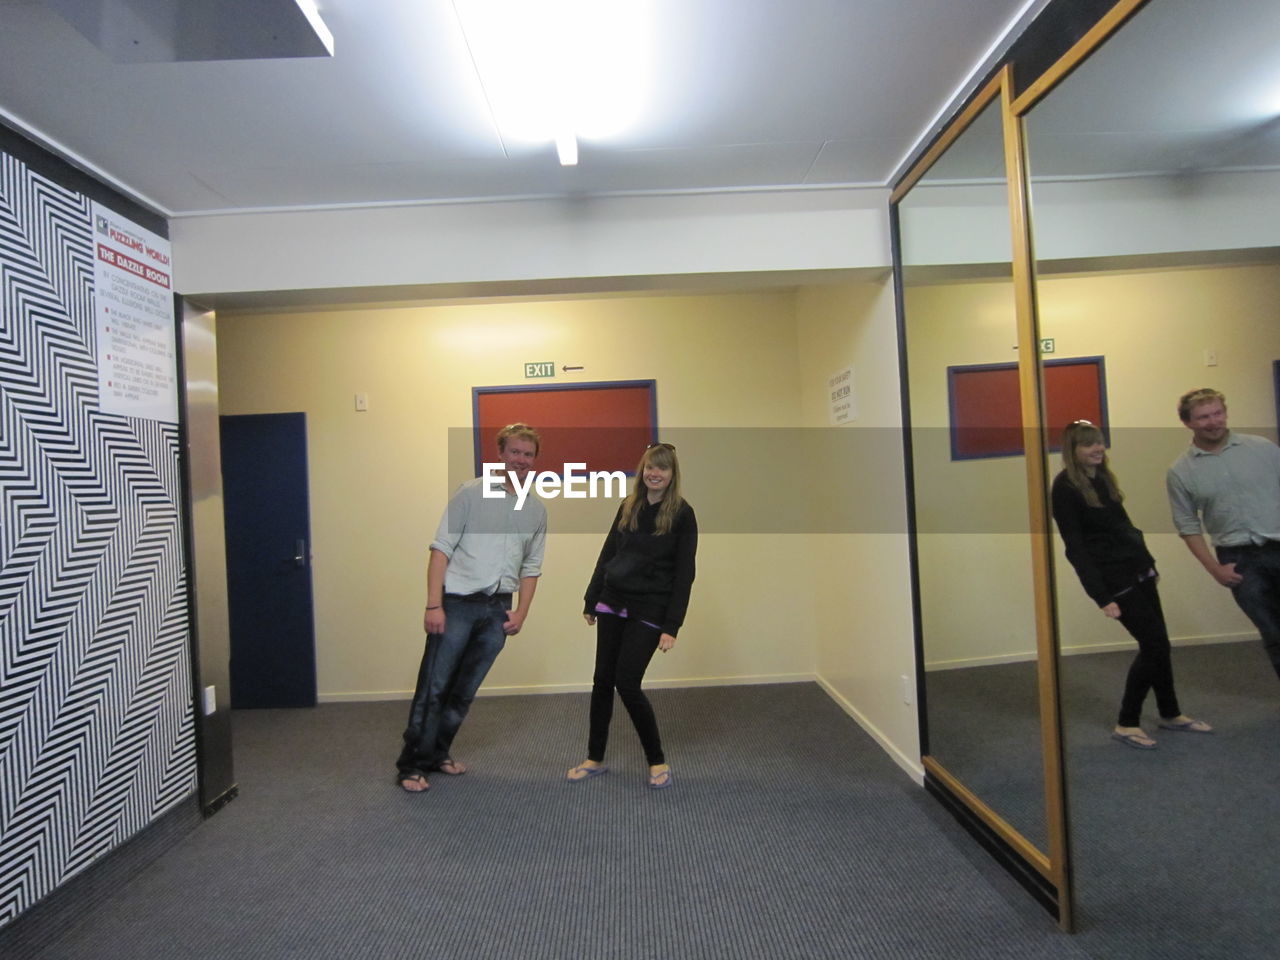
[
  {"x1": 92, "y1": 201, "x2": 177, "y2": 423},
  {"x1": 828, "y1": 365, "x2": 856, "y2": 425}
]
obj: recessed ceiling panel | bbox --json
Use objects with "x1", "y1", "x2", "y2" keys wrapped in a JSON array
[{"x1": 47, "y1": 0, "x2": 333, "y2": 62}]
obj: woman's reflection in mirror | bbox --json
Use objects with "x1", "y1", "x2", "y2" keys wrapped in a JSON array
[{"x1": 1050, "y1": 421, "x2": 1213, "y2": 750}]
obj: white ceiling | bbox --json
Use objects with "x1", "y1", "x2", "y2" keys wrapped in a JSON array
[
  {"x1": 1022, "y1": 0, "x2": 1280, "y2": 179},
  {"x1": 0, "y1": 0, "x2": 1037, "y2": 218}
]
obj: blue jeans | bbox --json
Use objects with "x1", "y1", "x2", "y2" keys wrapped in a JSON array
[
  {"x1": 1217, "y1": 541, "x2": 1280, "y2": 680},
  {"x1": 397, "y1": 592, "x2": 510, "y2": 775}
]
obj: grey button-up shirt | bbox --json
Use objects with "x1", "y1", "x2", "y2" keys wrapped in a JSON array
[
  {"x1": 1166, "y1": 431, "x2": 1280, "y2": 547},
  {"x1": 430, "y1": 478, "x2": 547, "y2": 595}
]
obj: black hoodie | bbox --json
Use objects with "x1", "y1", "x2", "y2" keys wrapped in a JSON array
[
  {"x1": 583, "y1": 498, "x2": 698, "y2": 636},
  {"x1": 1051, "y1": 470, "x2": 1155, "y2": 607}
]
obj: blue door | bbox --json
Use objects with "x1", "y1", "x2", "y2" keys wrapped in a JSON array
[{"x1": 220, "y1": 412, "x2": 317, "y2": 708}]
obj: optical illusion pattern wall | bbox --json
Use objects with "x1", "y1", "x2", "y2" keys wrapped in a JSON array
[{"x1": 0, "y1": 150, "x2": 196, "y2": 927}]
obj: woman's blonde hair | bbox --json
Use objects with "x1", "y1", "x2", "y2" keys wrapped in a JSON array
[
  {"x1": 1060, "y1": 421, "x2": 1122, "y2": 508},
  {"x1": 619, "y1": 443, "x2": 684, "y2": 535}
]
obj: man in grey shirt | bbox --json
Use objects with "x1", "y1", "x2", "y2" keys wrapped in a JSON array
[
  {"x1": 1167, "y1": 388, "x2": 1280, "y2": 681},
  {"x1": 396, "y1": 423, "x2": 548, "y2": 792}
]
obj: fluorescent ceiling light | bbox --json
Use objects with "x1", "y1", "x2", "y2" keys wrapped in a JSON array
[
  {"x1": 556, "y1": 133, "x2": 579, "y2": 166},
  {"x1": 453, "y1": 0, "x2": 651, "y2": 159}
]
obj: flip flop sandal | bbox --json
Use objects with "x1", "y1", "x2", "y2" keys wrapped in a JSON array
[
  {"x1": 648, "y1": 768, "x2": 674, "y2": 789},
  {"x1": 1111, "y1": 731, "x2": 1157, "y2": 750},
  {"x1": 567, "y1": 763, "x2": 608, "y2": 782},
  {"x1": 1158, "y1": 718, "x2": 1214, "y2": 733},
  {"x1": 398, "y1": 772, "x2": 430, "y2": 792},
  {"x1": 435, "y1": 758, "x2": 467, "y2": 775}
]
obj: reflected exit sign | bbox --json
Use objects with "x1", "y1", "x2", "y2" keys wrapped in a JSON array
[{"x1": 524, "y1": 361, "x2": 555, "y2": 378}]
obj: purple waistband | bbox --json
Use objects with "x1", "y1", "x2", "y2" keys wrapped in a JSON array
[{"x1": 594, "y1": 602, "x2": 661, "y2": 632}]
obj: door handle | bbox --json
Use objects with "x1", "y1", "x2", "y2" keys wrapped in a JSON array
[{"x1": 293, "y1": 539, "x2": 307, "y2": 567}]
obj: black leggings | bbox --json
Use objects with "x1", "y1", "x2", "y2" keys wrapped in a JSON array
[
  {"x1": 1115, "y1": 578, "x2": 1181, "y2": 728},
  {"x1": 587, "y1": 613, "x2": 664, "y2": 765}
]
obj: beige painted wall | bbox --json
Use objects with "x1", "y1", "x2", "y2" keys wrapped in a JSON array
[
  {"x1": 902, "y1": 261, "x2": 1280, "y2": 666},
  {"x1": 793, "y1": 279, "x2": 920, "y2": 775},
  {"x1": 216, "y1": 281, "x2": 925, "y2": 779},
  {"x1": 216, "y1": 291, "x2": 823, "y2": 704}
]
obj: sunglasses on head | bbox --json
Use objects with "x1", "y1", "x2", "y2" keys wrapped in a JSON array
[{"x1": 646, "y1": 442, "x2": 675, "y2": 452}]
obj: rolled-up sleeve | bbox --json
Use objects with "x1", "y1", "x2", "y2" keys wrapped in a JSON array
[
  {"x1": 430, "y1": 484, "x2": 472, "y2": 557},
  {"x1": 1166, "y1": 467, "x2": 1201, "y2": 537},
  {"x1": 520, "y1": 513, "x2": 546, "y2": 579}
]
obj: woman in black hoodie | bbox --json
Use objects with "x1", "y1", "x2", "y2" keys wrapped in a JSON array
[
  {"x1": 1051, "y1": 420, "x2": 1209, "y2": 749},
  {"x1": 568, "y1": 442, "x2": 697, "y2": 788}
]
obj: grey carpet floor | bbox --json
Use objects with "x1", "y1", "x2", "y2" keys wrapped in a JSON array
[
  {"x1": 1060, "y1": 641, "x2": 1279, "y2": 960},
  {"x1": 924, "y1": 639, "x2": 1278, "y2": 959},
  {"x1": 923, "y1": 663, "x2": 1047, "y2": 853},
  {"x1": 6, "y1": 683, "x2": 1092, "y2": 960}
]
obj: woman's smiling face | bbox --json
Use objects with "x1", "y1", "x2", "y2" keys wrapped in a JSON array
[
  {"x1": 1074, "y1": 440, "x2": 1106, "y2": 469},
  {"x1": 642, "y1": 462, "x2": 672, "y2": 497}
]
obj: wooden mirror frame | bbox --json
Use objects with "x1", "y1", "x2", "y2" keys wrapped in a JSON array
[{"x1": 891, "y1": 63, "x2": 1073, "y2": 929}]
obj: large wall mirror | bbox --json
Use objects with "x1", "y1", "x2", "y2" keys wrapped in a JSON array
[
  {"x1": 893, "y1": 67, "x2": 1070, "y2": 926},
  {"x1": 1018, "y1": 0, "x2": 1280, "y2": 947}
]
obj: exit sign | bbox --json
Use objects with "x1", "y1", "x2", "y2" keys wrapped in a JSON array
[
  {"x1": 524, "y1": 361, "x2": 555, "y2": 378},
  {"x1": 1040, "y1": 338, "x2": 1056, "y2": 354}
]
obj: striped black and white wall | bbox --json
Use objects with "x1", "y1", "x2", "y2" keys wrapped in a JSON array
[{"x1": 0, "y1": 139, "x2": 196, "y2": 928}]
